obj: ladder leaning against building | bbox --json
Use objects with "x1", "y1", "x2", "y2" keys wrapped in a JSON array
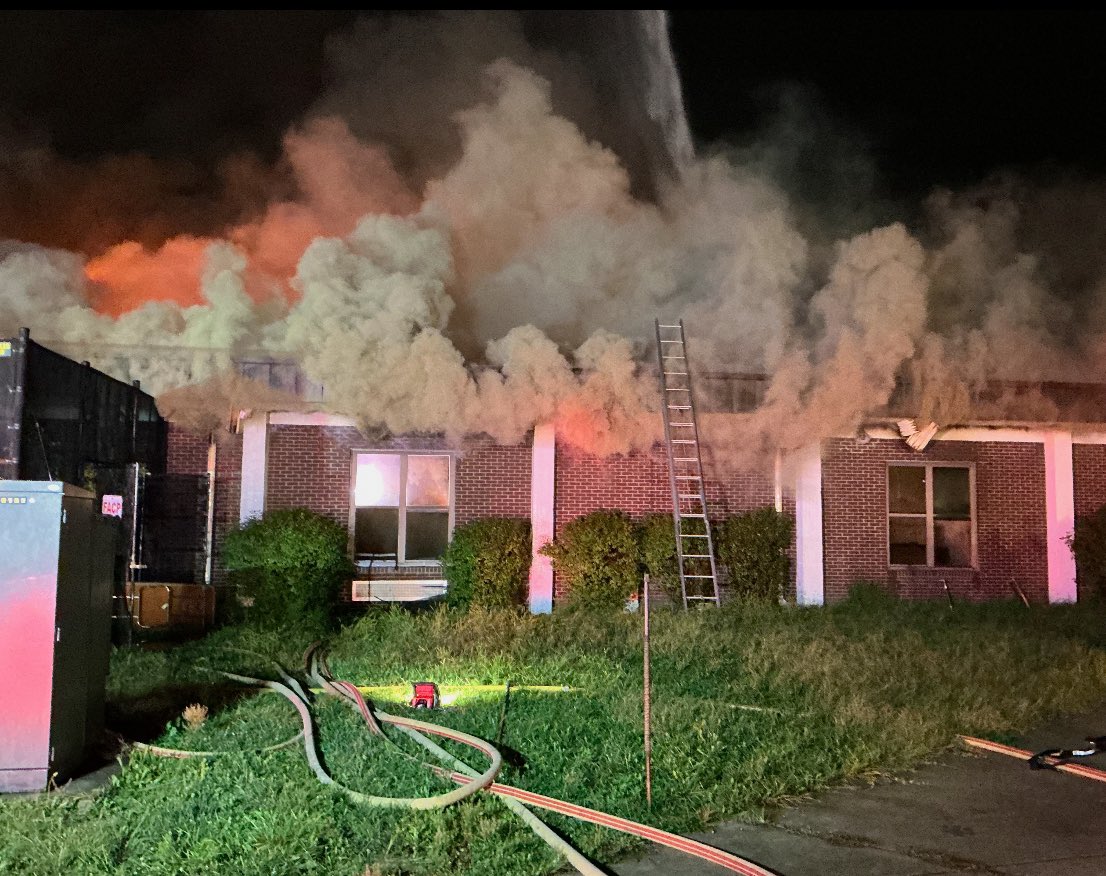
[{"x1": 654, "y1": 319, "x2": 721, "y2": 608}]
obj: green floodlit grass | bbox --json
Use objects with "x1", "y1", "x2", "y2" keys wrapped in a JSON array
[{"x1": 6, "y1": 594, "x2": 1106, "y2": 875}]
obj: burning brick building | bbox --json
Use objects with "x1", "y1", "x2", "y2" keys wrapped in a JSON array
[{"x1": 159, "y1": 359, "x2": 1106, "y2": 611}]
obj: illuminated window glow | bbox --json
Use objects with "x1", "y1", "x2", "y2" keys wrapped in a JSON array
[{"x1": 353, "y1": 453, "x2": 451, "y2": 562}]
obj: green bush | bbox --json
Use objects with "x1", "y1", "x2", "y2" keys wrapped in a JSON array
[
  {"x1": 540, "y1": 510, "x2": 640, "y2": 610},
  {"x1": 442, "y1": 518, "x2": 531, "y2": 610},
  {"x1": 1070, "y1": 504, "x2": 1106, "y2": 598},
  {"x1": 638, "y1": 513, "x2": 682, "y2": 601},
  {"x1": 714, "y1": 507, "x2": 793, "y2": 602},
  {"x1": 221, "y1": 508, "x2": 353, "y2": 628}
]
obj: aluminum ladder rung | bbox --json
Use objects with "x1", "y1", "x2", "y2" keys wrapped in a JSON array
[{"x1": 656, "y1": 317, "x2": 720, "y2": 610}]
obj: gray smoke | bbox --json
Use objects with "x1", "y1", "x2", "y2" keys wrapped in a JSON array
[{"x1": 1, "y1": 15, "x2": 1105, "y2": 464}]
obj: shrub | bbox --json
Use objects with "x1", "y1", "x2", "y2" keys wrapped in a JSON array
[
  {"x1": 442, "y1": 518, "x2": 531, "y2": 610},
  {"x1": 714, "y1": 507, "x2": 793, "y2": 602},
  {"x1": 221, "y1": 508, "x2": 353, "y2": 628},
  {"x1": 1070, "y1": 504, "x2": 1106, "y2": 598},
  {"x1": 638, "y1": 513, "x2": 682, "y2": 601},
  {"x1": 540, "y1": 510, "x2": 640, "y2": 610}
]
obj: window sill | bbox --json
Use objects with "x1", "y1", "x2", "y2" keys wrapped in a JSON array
[{"x1": 888, "y1": 564, "x2": 978, "y2": 571}]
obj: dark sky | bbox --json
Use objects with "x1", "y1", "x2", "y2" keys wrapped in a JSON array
[
  {"x1": 672, "y1": 10, "x2": 1106, "y2": 196},
  {"x1": 0, "y1": 10, "x2": 1103, "y2": 203}
]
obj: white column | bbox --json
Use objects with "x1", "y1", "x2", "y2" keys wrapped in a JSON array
[
  {"x1": 793, "y1": 443, "x2": 825, "y2": 606},
  {"x1": 528, "y1": 423, "x2": 556, "y2": 614},
  {"x1": 238, "y1": 413, "x2": 268, "y2": 524},
  {"x1": 1043, "y1": 430, "x2": 1077, "y2": 603}
]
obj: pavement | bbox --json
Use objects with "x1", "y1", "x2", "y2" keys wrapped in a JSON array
[{"x1": 612, "y1": 704, "x2": 1106, "y2": 876}]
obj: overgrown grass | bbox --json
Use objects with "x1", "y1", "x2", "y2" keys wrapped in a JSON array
[{"x1": 5, "y1": 595, "x2": 1106, "y2": 875}]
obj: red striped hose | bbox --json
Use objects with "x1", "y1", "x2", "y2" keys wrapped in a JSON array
[{"x1": 959, "y1": 735, "x2": 1106, "y2": 783}]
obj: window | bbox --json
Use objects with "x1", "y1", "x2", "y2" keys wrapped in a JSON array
[
  {"x1": 888, "y1": 464, "x2": 974, "y2": 567},
  {"x1": 352, "y1": 453, "x2": 452, "y2": 563}
]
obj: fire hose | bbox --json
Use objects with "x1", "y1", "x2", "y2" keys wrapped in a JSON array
[
  {"x1": 127, "y1": 645, "x2": 776, "y2": 876},
  {"x1": 960, "y1": 735, "x2": 1106, "y2": 782}
]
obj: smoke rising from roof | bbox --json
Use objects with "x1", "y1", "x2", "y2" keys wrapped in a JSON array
[{"x1": 1, "y1": 12, "x2": 1105, "y2": 462}]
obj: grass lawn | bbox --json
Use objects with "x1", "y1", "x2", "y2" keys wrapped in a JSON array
[{"x1": 5, "y1": 592, "x2": 1106, "y2": 875}]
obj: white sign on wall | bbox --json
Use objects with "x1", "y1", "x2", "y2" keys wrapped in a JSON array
[{"x1": 101, "y1": 494, "x2": 124, "y2": 518}]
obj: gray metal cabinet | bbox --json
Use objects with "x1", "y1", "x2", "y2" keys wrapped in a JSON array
[{"x1": 0, "y1": 481, "x2": 114, "y2": 792}]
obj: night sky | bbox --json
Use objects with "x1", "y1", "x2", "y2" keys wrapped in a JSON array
[{"x1": 0, "y1": 11, "x2": 1103, "y2": 218}]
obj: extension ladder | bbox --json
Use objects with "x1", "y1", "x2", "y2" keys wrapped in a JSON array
[{"x1": 654, "y1": 320, "x2": 721, "y2": 608}]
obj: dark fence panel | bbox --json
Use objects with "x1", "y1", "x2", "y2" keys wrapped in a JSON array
[
  {"x1": 138, "y1": 473, "x2": 210, "y2": 584},
  {"x1": 0, "y1": 335, "x2": 167, "y2": 485}
]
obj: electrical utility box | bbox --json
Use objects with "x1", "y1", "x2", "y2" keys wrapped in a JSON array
[{"x1": 0, "y1": 481, "x2": 115, "y2": 792}]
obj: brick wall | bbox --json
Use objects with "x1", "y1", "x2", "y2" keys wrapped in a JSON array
[
  {"x1": 163, "y1": 424, "x2": 241, "y2": 586},
  {"x1": 1072, "y1": 443, "x2": 1106, "y2": 600},
  {"x1": 264, "y1": 426, "x2": 532, "y2": 581},
  {"x1": 454, "y1": 438, "x2": 531, "y2": 525},
  {"x1": 552, "y1": 441, "x2": 789, "y2": 601},
  {"x1": 264, "y1": 426, "x2": 532, "y2": 524},
  {"x1": 1074, "y1": 444, "x2": 1106, "y2": 516},
  {"x1": 166, "y1": 423, "x2": 209, "y2": 475},
  {"x1": 822, "y1": 438, "x2": 1047, "y2": 604}
]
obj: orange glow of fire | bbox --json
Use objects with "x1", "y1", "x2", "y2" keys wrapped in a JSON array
[{"x1": 84, "y1": 237, "x2": 212, "y2": 316}]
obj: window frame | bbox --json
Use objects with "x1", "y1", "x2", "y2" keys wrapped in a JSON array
[
  {"x1": 349, "y1": 450, "x2": 456, "y2": 566},
  {"x1": 886, "y1": 461, "x2": 977, "y2": 569}
]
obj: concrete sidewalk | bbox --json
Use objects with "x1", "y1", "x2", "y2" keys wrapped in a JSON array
[{"x1": 613, "y1": 705, "x2": 1106, "y2": 876}]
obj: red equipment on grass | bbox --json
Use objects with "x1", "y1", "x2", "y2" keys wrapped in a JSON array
[{"x1": 410, "y1": 681, "x2": 440, "y2": 709}]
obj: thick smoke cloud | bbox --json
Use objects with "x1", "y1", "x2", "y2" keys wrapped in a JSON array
[{"x1": 1, "y1": 12, "x2": 1105, "y2": 464}]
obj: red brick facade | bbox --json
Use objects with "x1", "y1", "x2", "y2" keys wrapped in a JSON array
[
  {"x1": 1072, "y1": 443, "x2": 1106, "y2": 601},
  {"x1": 1074, "y1": 444, "x2": 1106, "y2": 517},
  {"x1": 165, "y1": 420, "x2": 1097, "y2": 608},
  {"x1": 552, "y1": 442, "x2": 788, "y2": 600},
  {"x1": 164, "y1": 423, "x2": 241, "y2": 586},
  {"x1": 262, "y1": 425, "x2": 531, "y2": 581},
  {"x1": 166, "y1": 423, "x2": 209, "y2": 475},
  {"x1": 263, "y1": 425, "x2": 532, "y2": 526},
  {"x1": 822, "y1": 438, "x2": 1048, "y2": 603}
]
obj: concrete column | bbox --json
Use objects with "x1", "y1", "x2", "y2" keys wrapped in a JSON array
[
  {"x1": 793, "y1": 443, "x2": 825, "y2": 606},
  {"x1": 528, "y1": 423, "x2": 556, "y2": 614},
  {"x1": 1043, "y1": 430, "x2": 1077, "y2": 603},
  {"x1": 238, "y1": 413, "x2": 268, "y2": 524}
]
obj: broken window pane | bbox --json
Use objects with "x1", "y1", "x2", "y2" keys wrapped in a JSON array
[
  {"x1": 933, "y1": 467, "x2": 970, "y2": 520},
  {"x1": 934, "y1": 519, "x2": 972, "y2": 567},
  {"x1": 889, "y1": 466, "x2": 926, "y2": 514},
  {"x1": 889, "y1": 517, "x2": 927, "y2": 565}
]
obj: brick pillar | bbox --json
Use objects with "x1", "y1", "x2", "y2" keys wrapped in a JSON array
[
  {"x1": 1044, "y1": 430, "x2": 1077, "y2": 603},
  {"x1": 239, "y1": 414, "x2": 268, "y2": 524},
  {"x1": 792, "y1": 443, "x2": 825, "y2": 605},
  {"x1": 529, "y1": 423, "x2": 555, "y2": 613}
]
